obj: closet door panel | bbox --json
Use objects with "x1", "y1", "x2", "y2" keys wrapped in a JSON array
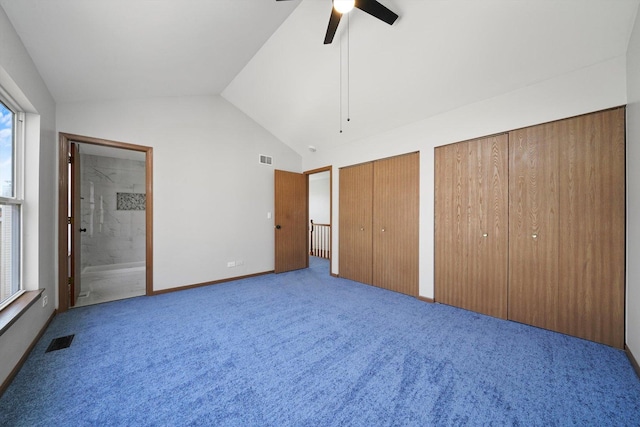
[
  {"x1": 468, "y1": 135, "x2": 509, "y2": 318},
  {"x1": 339, "y1": 163, "x2": 373, "y2": 284},
  {"x1": 435, "y1": 136, "x2": 508, "y2": 318},
  {"x1": 557, "y1": 108, "x2": 625, "y2": 348},
  {"x1": 435, "y1": 143, "x2": 470, "y2": 309},
  {"x1": 373, "y1": 152, "x2": 419, "y2": 296},
  {"x1": 508, "y1": 125, "x2": 560, "y2": 331}
]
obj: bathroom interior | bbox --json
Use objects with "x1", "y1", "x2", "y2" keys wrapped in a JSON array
[{"x1": 73, "y1": 143, "x2": 146, "y2": 307}]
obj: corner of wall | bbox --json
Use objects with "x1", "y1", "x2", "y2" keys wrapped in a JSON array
[{"x1": 625, "y1": 3, "x2": 640, "y2": 358}]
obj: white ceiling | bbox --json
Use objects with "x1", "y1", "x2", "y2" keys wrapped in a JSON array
[
  {"x1": 223, "y1": 0, "x2": 639, "y2": 155},
  {"x1": 1, "y1": 0, "x2": 639, "y2": 156},
  {"x1": 0, "y1": 0, "x2": 301, "y2": 102}
]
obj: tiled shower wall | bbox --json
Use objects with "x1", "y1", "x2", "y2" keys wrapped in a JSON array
[{"x1": 80, "y1": 153, "x2": 146, "y2": 270}]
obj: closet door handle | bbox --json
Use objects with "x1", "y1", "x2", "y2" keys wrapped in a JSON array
[
  {"x1": 381, "y1": 228, "x2": 386, "y2": 232},
  {"x1": 482, "y1": 233, "x2": 488, "y2": 237},
  {"x1": 532, "y1": 234, "x2": 538, "y2": 239}
]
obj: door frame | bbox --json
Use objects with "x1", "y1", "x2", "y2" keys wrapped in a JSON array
[
  {"x1": 57, "y1": 133, "x2": 154, "y2": 312},
  {"x1": 305, "y1": 166, "x2": 333, "y2": 273},
  {"x1": 69, "y1": 142, "x2": 82, "y2": 305}
]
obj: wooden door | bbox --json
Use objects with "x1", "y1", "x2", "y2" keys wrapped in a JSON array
[
  {"x1": 274, "y1": 170, "x2": 308, "y2": 273},
  {"x1": 69, "y1": 143, "x2": 82, "y2": 307},
  {"x1": 556, "y1": 108, "x2": 625, "y2": 348},
  {"x1": 339, "y1": 162, "x2": 373, "y2": 284},
  {"x1": 435, "y1": 135, "x2": 508, "y2": 318},
  {"x1": 509, "y1": 123, "x2": 561, "y2": 331},
  {"x1": 435, "y1": 142, "x2": 469, "y2": 310},
  {"x1": 372, "y1": 152, "x2": 419, "y2": 296}
]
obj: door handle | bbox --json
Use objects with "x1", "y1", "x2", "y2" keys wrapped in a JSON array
[
  {"x1": 79, "y1": 228, "x2": 87, "y2": 233},
  {"x1": 275, "y1": 225, "x2": 281, "y2": 229}
]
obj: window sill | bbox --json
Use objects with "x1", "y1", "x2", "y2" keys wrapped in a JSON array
[{"x1": 0, "y1": 290, "x2": 44, "y2": 337}]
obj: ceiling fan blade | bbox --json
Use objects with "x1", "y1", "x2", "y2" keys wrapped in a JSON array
[
  {"x1": 354, "y1": 0, "x2": 398, "y2": 25},
  {"x1": 324, "y1": 7, "x2": 342, "y2": 44}
]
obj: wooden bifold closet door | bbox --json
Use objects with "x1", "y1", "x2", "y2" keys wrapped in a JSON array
[
  {"x1": 373, "y1": 153, "x2": 419, "y2": 295},
  {"x1": 435, "y1": 107, "x2": 625, "y2": 348},
  {"x1": 339, "y1": 152, "x2": 419, "y2": 297},
  {"x1": 434, "y1": 134, "x2": 509, "y2": 319},
  {"x1": 339, "y1": 162, "x2": 373, "y2": 285},
  {"x1": 509, "y1": 108, "x2": 625, "y2": 348},
  {"x1": 508, "y1": 125, "x2": 561, "y2": 332}
]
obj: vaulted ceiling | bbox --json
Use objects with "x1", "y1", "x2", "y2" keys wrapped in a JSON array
[{"x1": 1, "y1": 0, "x2": 639, "y2": 156}]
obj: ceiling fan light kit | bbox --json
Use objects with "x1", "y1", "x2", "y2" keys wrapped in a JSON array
[
  {"x1": 333, "y1": 0, "x2": 355, "y2": 14},
  {"x1": 276, "y1": 0, "x2": 398, "y2": 45},
  {"x1": 274, "y1": 0, "x2": 400, "y2": 132}
]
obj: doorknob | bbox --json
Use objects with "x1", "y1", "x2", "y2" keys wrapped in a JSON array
[
  {"x1": 275, "y1": 225, "x2": 281, "y2": 229},
  {"x1": 79, "y1": 228, "x2": 87, "y2": 233}
]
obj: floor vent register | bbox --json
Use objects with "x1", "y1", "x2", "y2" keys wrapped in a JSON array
[{"x1": 45, "y1": 335, "x2": 75, "y2": 353}]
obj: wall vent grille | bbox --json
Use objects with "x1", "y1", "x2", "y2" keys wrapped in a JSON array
[{"x1": 259, "y1": 154, "x2": 273, "y2": 165}]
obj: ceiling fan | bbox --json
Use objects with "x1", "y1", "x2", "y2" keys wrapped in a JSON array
[{"x1": 277, "y1": 0, "x2": 399, "y2": 44}]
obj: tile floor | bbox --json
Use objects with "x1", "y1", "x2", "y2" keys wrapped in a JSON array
[{"x1": 75, "y1": 266, "x2": 146, "y2": 307}]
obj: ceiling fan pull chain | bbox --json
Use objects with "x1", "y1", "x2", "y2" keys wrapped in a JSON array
[
  {"x1": 339, "y1": 31, "x2": 343, "y2": 134},
  {"x1": 347, "y1": 12, "x2": 350, "y2": 123}
]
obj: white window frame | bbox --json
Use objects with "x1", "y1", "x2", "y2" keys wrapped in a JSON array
[{"x1": 0, "y1": 86, "x2": 25, "y2": 311}]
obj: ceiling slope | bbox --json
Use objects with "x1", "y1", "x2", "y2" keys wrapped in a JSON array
[
  {"x1": 1, "y1": 0, "x2": 638, "y2": 157},
  {"x1": 0, "y1": 0, "x2": 301, "y2": 103},
  {"x1": 222, "y1": 0, "x2": 640, "y2": 155}
]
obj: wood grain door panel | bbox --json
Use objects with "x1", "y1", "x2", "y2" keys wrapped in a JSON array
[
  {"x1": 508, "y1": 124, "x2": 560, "y2": 331},
  {"x1": 274, "y1": 170, "x2": 308, "y2": 273},
  {"x1": 338, "y1": 163, "x2": 373, "y2": 284},
  {"x1": 435, "y1": 136, "x2": 508, "y2": 318},
  {"x1": 435, "y1": 142, "x2": 470, "y2": 309},
  {"x1": 434, "y1": 108, "x2": 624, "y2": 348},
  {"x1": 556, "y1": 108, "x2": 625, "y2": 348},
  {"x1": 469, "y1": 135, "x2": 509, "y2": 319},
  {"x1": 372, "y1": 152, "x2": 419, "y2": 296}
]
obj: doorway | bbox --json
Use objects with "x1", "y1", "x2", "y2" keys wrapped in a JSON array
[
  {"x1": 273, "y1": 166, "x2": 332, "y2": 275},
  {"x1": 58, "y1": 133, "x2": 153, "y2": 312},
  {"x1": 307, "y1": 168, "x2": 331, "y2": 274}
]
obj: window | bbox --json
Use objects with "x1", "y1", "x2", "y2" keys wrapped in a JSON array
[{"x1": 0, "y1": 97, "x2": 23, "y2": 309}]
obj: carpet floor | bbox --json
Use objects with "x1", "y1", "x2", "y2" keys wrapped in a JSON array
[{"x1": 1, "y1": 257, "x2": 639, "y2": 426}]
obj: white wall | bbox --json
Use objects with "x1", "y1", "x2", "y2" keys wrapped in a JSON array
[
  {"x1": 0, "y1": 6, "x2": 57, "y2": 386},
  {"x1": 626, "y1": 6, "x2": 640, "y2": 357},
  {"x1": 309, "y1": 171, "x2": 330, "y2": 224},
  {"x1": 303, "y1": 56, "x2": 628, "y2": 300},
  {"x1": 57, "y1": 95, "x2": 301, "y2": 291}
]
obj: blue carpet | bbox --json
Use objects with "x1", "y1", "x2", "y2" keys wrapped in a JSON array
[{"x1": 1, "y1": 257, "x2": 639, "y2": 426}]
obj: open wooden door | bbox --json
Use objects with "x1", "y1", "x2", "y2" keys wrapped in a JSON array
[
  {"x1": 274, "y1": 170, "x2": 308, "y2": 273},
  {"x1": 69, "y1": 143, "x2": 82, "y2": 306}
]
